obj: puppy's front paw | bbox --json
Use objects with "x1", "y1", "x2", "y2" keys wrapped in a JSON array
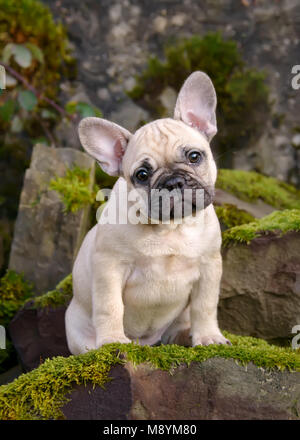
[
  {"x1": 193, "y1": 333, "x2": 231, "y2": 347},
  {"x1": 97, "y1": 334, "x2": 131, "y2": 346}
]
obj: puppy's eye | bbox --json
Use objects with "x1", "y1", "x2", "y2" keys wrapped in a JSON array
[
  {"x1": 135, "y1": 168, "x2": 149, "y2": 183},
  {"x1": 187, "y1": 150, "x2": 203, "y2": 164}
]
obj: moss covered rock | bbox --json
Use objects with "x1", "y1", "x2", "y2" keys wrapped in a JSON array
[
  {"x1": 9, "y1": 273, "x2": 72, "y2": 372},
  {"x1": 8, "y1": 144, "x2": 95, "y2": 293},
  {"x1": 0, "y1": 335, "x2": 299, "y2": 420},
  {"x1": 222, "y1": 209, "x2": 300, "y2": 246},
  {"x1": 215, "y1": 204, "x2": 255, "y2": 229},
  {"x1": 214, "y1": 169, "x2": 300, "y2": 235}
]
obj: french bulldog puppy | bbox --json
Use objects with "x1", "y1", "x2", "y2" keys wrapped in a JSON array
[{"x1": 65, "y1": 71, "x2": 231, "y2": 355}]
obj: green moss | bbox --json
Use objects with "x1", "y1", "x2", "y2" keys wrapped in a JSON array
[
  {"x1": 0, "y1": 270, "x2": 33, "y2": 327},
  {"x1": 217, "y1": 169, "x2": 300, "y2": 210},
  {"x1": 49, "y1": 166, "x2": 94, "y2": 213},
  {"x1": 127, "y1": 33, "x2": 271, "y2": 167},
  {"x1": 222, "y1": 209, "x2": 300, "y2": 246},
  {"x1": 0, "y1": 332, "x2": 298, "y2": 419},
  {"x1": 30, "y1": 274, "x2": 72, "y2": 309},
  {"x1": 215, "y1": 203, "x2": 256, "y2": 228}
]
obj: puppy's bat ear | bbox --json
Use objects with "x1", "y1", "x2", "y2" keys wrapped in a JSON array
[
  {"x1": 78, "y1": 117, "x2": 132, "y2": 176},
  {"x1": 174, "y1": 71, "x2": 217, "y2": 142}
]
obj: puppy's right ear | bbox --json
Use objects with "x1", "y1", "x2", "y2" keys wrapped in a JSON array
[{"x1": 78, "y1": 117, "x2": 132, "y2": 176}]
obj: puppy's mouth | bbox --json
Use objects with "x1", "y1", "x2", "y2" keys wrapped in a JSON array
[{"x1": 148, "y1": 172, "x2": 214, "y2": 222}]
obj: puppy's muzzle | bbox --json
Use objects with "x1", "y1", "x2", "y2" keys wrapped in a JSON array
[{"x1": 149, "y1": 172, "x2": 214, "y2": 222}]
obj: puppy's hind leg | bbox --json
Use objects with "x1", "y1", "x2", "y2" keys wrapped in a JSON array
[
  {"x1": 65, "y1": 298, "x2": 96, "y2": 355},
  {"x1": 161, "y1": 306, "x2": 192, "y2": 347}
]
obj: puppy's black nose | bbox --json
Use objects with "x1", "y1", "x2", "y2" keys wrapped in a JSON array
[{"x1": 163, "y1": 175, "x2": 185, "y2": 191}]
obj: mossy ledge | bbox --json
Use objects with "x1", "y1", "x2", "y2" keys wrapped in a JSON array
[
  {"x1": 216, "y1": 169, "x2": 300, "y2": 210},
  {"x1": 222, "y1": 209, "x2": 300, "y2": 246},
  {"x1": 29, "y1": 274, "x2": 72, "y2": 309},
  {"x1": 0, "y1": 333, "x2": 299, "y2": 420}
]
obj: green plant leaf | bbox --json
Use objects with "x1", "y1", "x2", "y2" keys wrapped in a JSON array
[
  {"x1": 3, "y1": 44, "x2": 32, "y2": 68},
  {"x1": 0, "y1": 99, "x2": 15, "y2": 122},
  {"x1": 76, "y1": 102, "x2": 97, "y2": 118},
  {"x1": 18, "y1": 90, "x2": 37, "y2": 111},
  {"x1": 41, "y1": 109, "x2": 57, "y2": 119},
  {"x1": 5, "y1": 74, "x2": 17, "y2": 88},
  {"x1": 25, "y1": 43, "x2": 44, "y2": 64},
  {"x1": 65, "y1": 101, "x2": 77, "y2": 115},
  {"x1": 65, "y1": 101, "x2": 102, "y2": 118},
  {"x1": 11, "y1": 115, "x2": 23, "y2": 133},
  {"x1": 2, "y1": 43, "x2": 14, "y2": 63},
  {"x1": 14, "y1": 45, "x2": 32, "y2": 68}
]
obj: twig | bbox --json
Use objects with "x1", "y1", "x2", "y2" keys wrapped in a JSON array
[{"x1": 0, "y1": 61, "x2": 76, "y2": 122}]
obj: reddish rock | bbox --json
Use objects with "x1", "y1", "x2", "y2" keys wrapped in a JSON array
[
  {"x1": 61, "y1": 358, "x2": 300, "y2": 420},
  {"x1": 9, "y1": 302, "x2": 70, "y2": 372}
]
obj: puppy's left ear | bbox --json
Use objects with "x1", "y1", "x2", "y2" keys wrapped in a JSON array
[{"x1": 174, "y1": 71, "x2": 217, "y2": 142}]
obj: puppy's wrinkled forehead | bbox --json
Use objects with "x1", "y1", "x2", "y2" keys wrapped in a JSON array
[{"x1": 123, "y1": 118, "x2": 210, "y2": 174}]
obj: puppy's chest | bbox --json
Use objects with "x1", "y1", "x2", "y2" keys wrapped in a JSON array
[{"x1": 127, "y1": 254, "x2": 200, "y2": 285}]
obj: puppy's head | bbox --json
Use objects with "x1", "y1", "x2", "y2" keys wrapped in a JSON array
[{"x1": 79, "y1": 71, "x2": 218, "y2": 222}]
